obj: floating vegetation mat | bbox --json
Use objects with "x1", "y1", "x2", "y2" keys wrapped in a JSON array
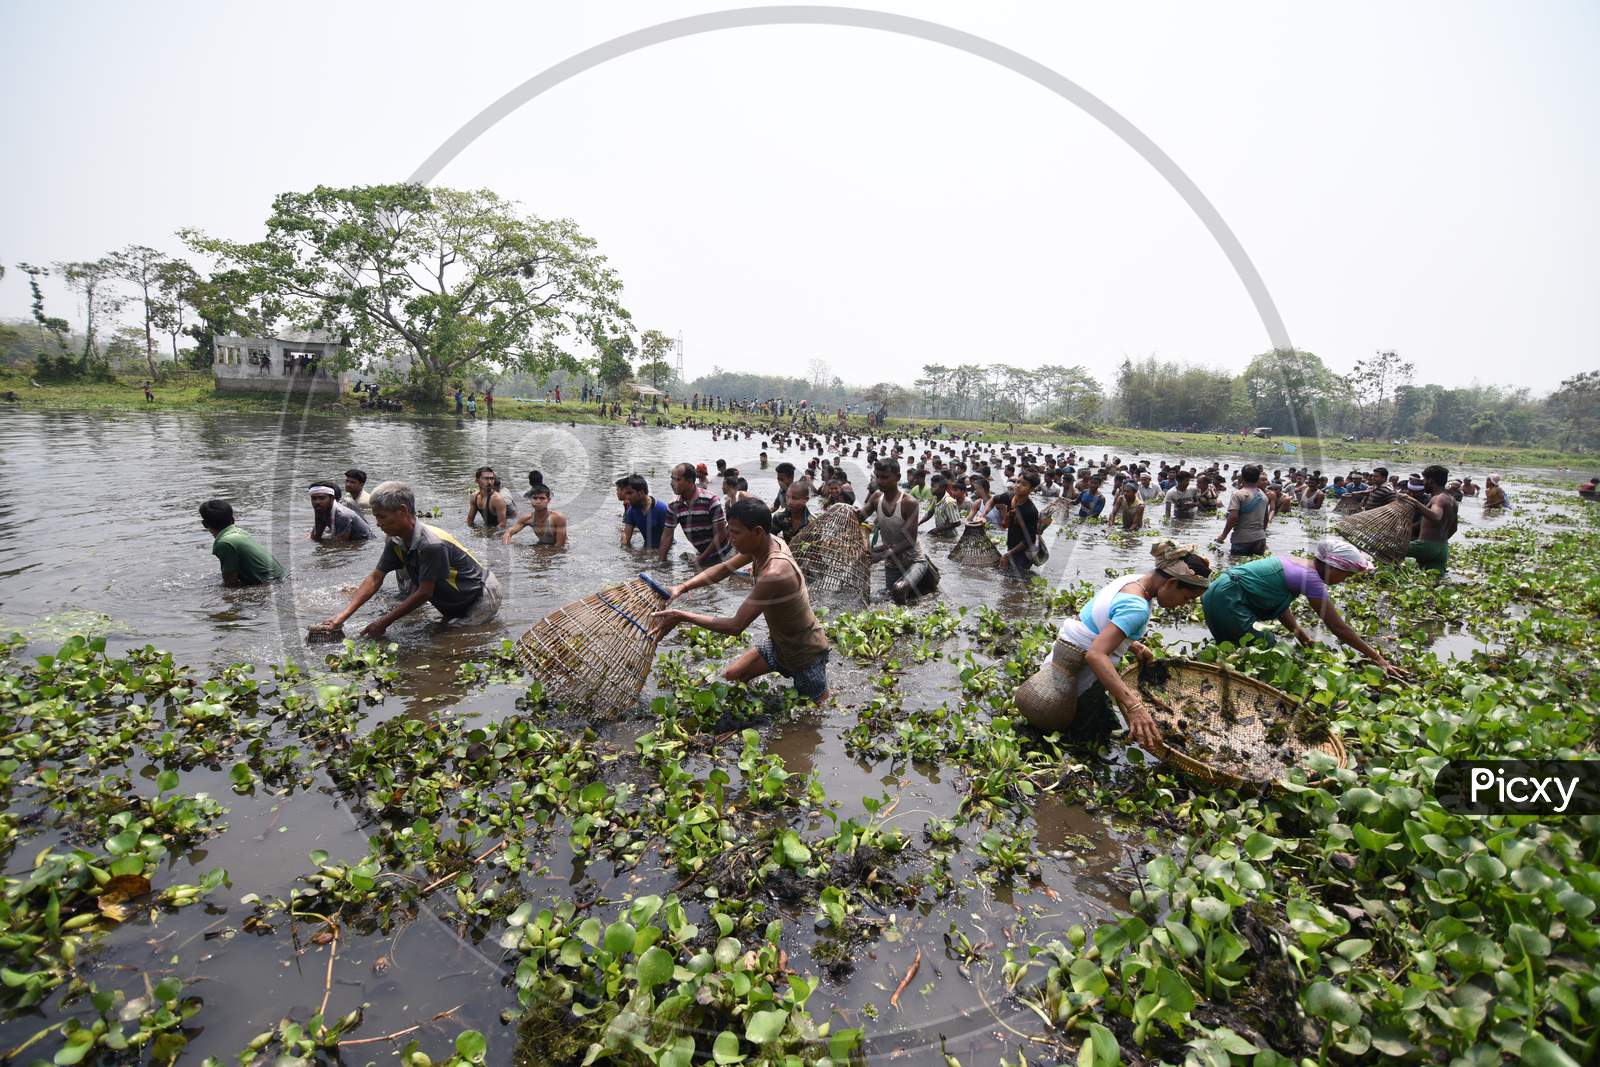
[{"x1": 1122, "y1": 658, "x2": 1346, "y2": 789}]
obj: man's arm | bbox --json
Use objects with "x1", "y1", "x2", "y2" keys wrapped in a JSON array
[
  {"x1": 1218, "y1": 497, "x2": 1239, "y2": 543},
  {"x1": 466, "y1": 496, "x2": 481, "y2": 527},
  {"x1": 698, "y1": 513, "x2": 730, "y2": 564},
  {"x1": 362, "y1": 579, "x2": 434, "y2": 637},
  {"x1": 491, "y1": 495, "x2": 508, "y2": 527},
  {"x1": 621, "y1": 520, "x2": 636, "y2": 547},
  {"x1": 311, "y1": 511, "x2": 329, "y2": 541},
  {"x1": 670, "y1": 552, "x2": 751, "y2": 599},
  {"x1": 657, "y1": 523, "x2": 675, "y2": 562},
  {"x1": 551, "y1": 513, "x2": 568, "y2": 548},
  {"x1": 323, "y1": 569, "x2": 386, "y2": 628},
  {"x1": 658, "y1": 568, "x2": 783, "y2": 637},
  {"x1": 502, "y1": 512, "x2": 533, "y2": 544}
]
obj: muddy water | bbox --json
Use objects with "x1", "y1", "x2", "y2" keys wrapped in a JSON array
[{"x1": 0, "y1": 409, "x2": 1555, "y2": 1062}]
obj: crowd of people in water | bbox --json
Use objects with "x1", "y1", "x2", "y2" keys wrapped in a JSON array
[{"x1": 196, "y1": 416, "x2": 1589, "y2": 743}]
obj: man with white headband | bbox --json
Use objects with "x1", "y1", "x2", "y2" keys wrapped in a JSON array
[
  {"x1": 308, "y1": 484, "x2": 372, "y2": 542},
  {"x1": 1200, "y1": 536, "x2": 1409, "y2": 680}
]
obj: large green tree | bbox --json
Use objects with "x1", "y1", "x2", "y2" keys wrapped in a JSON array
[
  {"x1": 1547, "y1": 370, "x2": 1600, "y2": 453},
  {"x1": 184, "y1": 184, "x2": 629, "y2": 399},
  {"x1": 1240, "y1": 348, "x2": 1333, "y2": 436},
  {"x1": 638, "y1": 329, "x2": 677, "y2": 390},
  {"x1": 107, "y1": 244, "x2": 169, "y2": 377},
  {"x1": 55, "y1": 258, "x2": 124, "y2": 372},
  {"x1": 1343, "y1": 349, "x2": 1414, "y2": 439},
  {"x1": 594, "y1": 333, "x2": 635, "y2": 396}
]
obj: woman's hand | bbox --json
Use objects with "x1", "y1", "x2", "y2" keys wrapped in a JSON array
[
  {"x1": 1131, "y1": 643, "x2": 1156, "y2": 666},
  {"x1": 1124, "y1": 701, "x2": 1162, "y2": 749},
  {"x1": 501, "y1": 530, "x2": 515, "y2": 545},
  {"x1": 360, "y1": 619, "x2": 389, "y2": 639}
]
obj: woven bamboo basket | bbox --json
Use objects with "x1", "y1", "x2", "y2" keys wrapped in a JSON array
[
  {"x1": 788, "y1": 503, "x2": 870, "y2": 604},
  {"x1": 1335, "y1": 499, "x2": 1414, "y2": 563},
  {"x1": 513, "y1": 572, "x2": 671, "y2": 716},
  {"x1": 948, "y1": 519, "x2": 1002, "y2": 564},
  {"x1": 1118, "y1": 659, "x2": 1347, "y2": 791},
  {"x1": 1332, "y1": 493, "x2": 1364, "y2": 515}
]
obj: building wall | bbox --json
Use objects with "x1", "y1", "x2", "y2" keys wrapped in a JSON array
[{"x1": 212, "y1": 336, "x2": 350, "y2": 395}]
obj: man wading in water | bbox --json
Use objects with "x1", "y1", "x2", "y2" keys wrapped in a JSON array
[
  {"x1": 651, "y1": 498, "x2": 832, "y2": 701},
  {"x1": 1404, "y1": 464, "x2": 1458, "y2": 574},
  {"x1": 857, "y1": 456, "x2": 939, "y2": 601},
  {"x1": 320, "y1": 481, "x2": 503, "y2": 637}
]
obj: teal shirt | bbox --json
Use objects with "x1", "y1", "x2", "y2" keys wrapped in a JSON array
[{"x1": 212, "y1": 526, "x2": 285, "y2": 585}]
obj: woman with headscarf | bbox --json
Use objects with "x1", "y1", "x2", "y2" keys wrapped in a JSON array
[
  {"x1": 1200, "y1": 536, "x2": 1409, "y2": 680},
  {"x1": 1015, "y1": 541, "x2": 1212, "y2": 748}
]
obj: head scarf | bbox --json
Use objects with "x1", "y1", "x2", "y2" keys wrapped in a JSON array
[
  {"x1": 1150, "y1": 541, "x2": 1210, "y2": 588},
  {"x1": 308, "y1": 485, "x2": 337, "y2": 499},
  {"x1": 1312, "y1": 536, "x2": 1374, "y2": 573}
]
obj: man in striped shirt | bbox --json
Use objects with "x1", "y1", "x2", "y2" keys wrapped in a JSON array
[{"x1": 659, "y1": 462, "x2": 731, "y2": 566}]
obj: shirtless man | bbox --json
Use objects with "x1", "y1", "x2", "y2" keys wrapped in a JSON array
[
  {"x1": 466, "y1": 466, "x2": 517, "y2": 528},
  {"x1": 1404, "y1": 464, "x2": 1459, "y2": 574},
  {"x1": 1483, "y1": 475, "x2": 1508, "y2": 508},
  {"x1": 857, "y1": 457, "x2": 938, "y2": 599},
  {"x1": 652, "y1": 498, "x2": 832, "y2": 701}
]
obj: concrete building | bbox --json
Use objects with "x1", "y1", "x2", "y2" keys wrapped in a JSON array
[{"x1": 212, "y1": 330, "x2": 349, "y2": 395}]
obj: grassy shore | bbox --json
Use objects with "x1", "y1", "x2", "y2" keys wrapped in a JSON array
[{"x1": 5, "y1": 368, "x2": 1597, "y2": 473}]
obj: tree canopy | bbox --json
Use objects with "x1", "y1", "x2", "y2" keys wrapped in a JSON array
[{"x1": 184, "y1": 184, "x2": 630, "y2": 398}]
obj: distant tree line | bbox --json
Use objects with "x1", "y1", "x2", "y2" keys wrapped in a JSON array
[
  {"x1": 3, "y1": 180, "x2": 1594, "y2": 451},
  {"x1": 1107, "y1": 348, "x2": 1599, "y2": 452}
]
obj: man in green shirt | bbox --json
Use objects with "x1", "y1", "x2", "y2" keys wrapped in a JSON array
[{"x1": 200, "y1": 499, "x2": 285, "y2": 586}]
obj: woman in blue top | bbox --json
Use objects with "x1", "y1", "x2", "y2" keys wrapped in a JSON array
[{"x1": 1015, "y1": 541, "x2": 1212, "y2": 748}]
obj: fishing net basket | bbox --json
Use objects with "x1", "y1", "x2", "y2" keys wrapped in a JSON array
[
  {"x1": 1335, "y1": 499, "x2": 1414, "y2": 563},
  {"x1": 513, "y1": 572, "x2": 671, "y2": 716},
  {"x1": 788, "y1": 503, "x2": 871, "y2": 604},
  {"x1": 1119, "y1": 659, "x2": 1347, "y2": 791},
  {"x1": 948, "y1": 519, "x2": 1002, "y2": 564},
  {"x1": 1332, "y1": 493, "x2": 1364, "y2": 515}
]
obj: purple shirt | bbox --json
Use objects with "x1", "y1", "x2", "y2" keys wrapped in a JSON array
[{"x1": 1279, "y1": 556, "x2": 1329, "y2": 602}]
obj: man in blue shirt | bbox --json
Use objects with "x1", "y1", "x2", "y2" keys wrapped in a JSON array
[
  {"x1": 1077, "y1": 476, "x2": 1107, "y2": 518},
  {"x1": 621, "y1": 474, "x2": 670, "y2": 549}
]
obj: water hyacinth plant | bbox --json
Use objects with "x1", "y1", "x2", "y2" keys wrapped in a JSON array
[{"x1": 0, "y1": 508, "x2": 1596, "y2": 1064}]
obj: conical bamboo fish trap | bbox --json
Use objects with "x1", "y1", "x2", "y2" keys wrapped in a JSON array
[
  {"x1": 948, "y1": 519, "x2": 1002, "y2": 564},
  {"x1": 1041, "y1": 497, "x2": 1073, "y2": 525},
  {"x1": 514, "y1": 572, "x2": 671, "y2": 716},
  {"x1": 789, "y1": 503, "x2": 870, "y2": 604},
  {"x1": 1119, "y1": 659, "x2": 1347, "y2": 791},
  {"x1": 1335, "y1": 499, "x2": 1414, "y2": 563},
  {"x1": 1332, "y1": 493, "x2": 1364, "y2": 515}
]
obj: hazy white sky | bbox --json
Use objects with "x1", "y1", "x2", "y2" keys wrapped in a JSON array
[{"x1": 2, "y1": 1, "x2": 1596, "y2": 392}]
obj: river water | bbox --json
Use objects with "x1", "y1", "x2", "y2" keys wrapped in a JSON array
[{"x1": 0, "y1": 409, "x2": 1549, "y2": 1063}]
